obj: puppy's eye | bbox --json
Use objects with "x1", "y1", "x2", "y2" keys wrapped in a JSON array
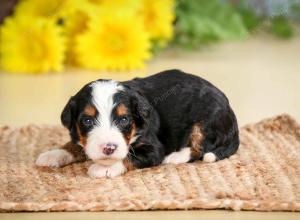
[
  {"x1": 118, "y1": 116, "x2": 129, "y2": 126},
  {"x1": 82, "y1": 117, "x2": 94, "y2": 127}
]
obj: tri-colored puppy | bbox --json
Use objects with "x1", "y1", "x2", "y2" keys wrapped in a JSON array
[{"x1": 36, "y1": 69, "x2": 239, "y2": 178}]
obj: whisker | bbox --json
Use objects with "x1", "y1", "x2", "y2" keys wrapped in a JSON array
[{"x1": 130, "y1": 146, "x2": 137, "y2": 158}]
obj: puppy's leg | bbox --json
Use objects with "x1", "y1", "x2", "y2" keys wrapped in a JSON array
[
  {"x1": 162, "y1": 147, "x2": 191, "y2": 164},
  {"x1": 128, "y1": 135, "x2": 165, "y2": 169},
  {"x1": 88, "y1": 161, "x2": 127, "y2": 178},
  {"x1": 201, "y1": 111, "x2": 239, "y2": 162},
  {"x1": 36, "y1": 142, "x2": 87, "y2": 167}
]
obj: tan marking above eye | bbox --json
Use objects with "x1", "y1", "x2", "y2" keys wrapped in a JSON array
[
  {"x1": 116, "y1": 103, "x2": 128, "y2": 116},
  {"x1": 84, "y1": 105, "x2": 97, "y2": 117}
]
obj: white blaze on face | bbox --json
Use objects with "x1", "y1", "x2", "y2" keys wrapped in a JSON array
[{"x1": 85, "y1": 80, "x2": 128, "y2": 161}]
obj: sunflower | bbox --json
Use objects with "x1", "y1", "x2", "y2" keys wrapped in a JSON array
[
  {"x1": 84, "y1": 0, "x2": 140, "y2": 17},
  {"x1": 14, "y1": 0, "x2": 73, "y2": 21},
  {"x1": 76, "y1": 15, "x2": 151, "y2": 70},
  {"x1": 63, "y1": 0, "x2": 140, "y2": 65},
  {"x1": 0, "y1": 16, "x2": 65, "y2": 73},
  {"x1": 63, "y1": 9, "x2": 90, "y2": 65},
  {"x1": 139, "y1": 0, "x2": 175, "y2": 44}
]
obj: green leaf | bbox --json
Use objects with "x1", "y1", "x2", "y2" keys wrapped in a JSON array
[
  {"x1": 270, "y1": 16, "x2": 294, "y2": 39},
  {"x1": 237, "y1": 7, "x2": 262, "y2": 32},
  {"x1": 173, "y1": 0, "x2": 248, "y2": 49}
]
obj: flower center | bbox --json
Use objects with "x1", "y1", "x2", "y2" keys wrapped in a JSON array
[
  {"x1": 36, "y1": 0, "x2": 65, "y2": 17},
  {"x1": 143, "y1": 5, "x2": 157, "y2": 29},
  {"x1": 107, "y1": 34, "x2": 126, "y2": 52},
  {"x1": 22, "y1": 32, "x2": 47, "y2": 61}
]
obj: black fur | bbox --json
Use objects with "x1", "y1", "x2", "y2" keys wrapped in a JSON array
[
  {"x1": 61, "y1": 69, "x2": 239, "y2": 169},
  {"x1": 121, "y1": 69, "x2": 239, "y2": 167}
]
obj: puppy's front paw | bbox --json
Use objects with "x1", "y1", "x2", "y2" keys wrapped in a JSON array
[
  {"x1": 87, "y1": 161, "x2": 127, "y2": 178},
  {"x1": 36, "y1": 149, "x2": 74, "y2": 168}
]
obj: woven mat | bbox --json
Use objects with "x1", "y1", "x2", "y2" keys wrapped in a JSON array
[{"x1": 0, "y1": 114, "x2": 299, "y2": 212}]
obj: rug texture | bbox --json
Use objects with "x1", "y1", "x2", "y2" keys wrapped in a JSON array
[{"x1": 0, "y1": 114, "x2": 299, "y2": 212}]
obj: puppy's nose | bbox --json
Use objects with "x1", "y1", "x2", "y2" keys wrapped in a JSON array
[{"x1": 102, "y1": 143, "x2": 118, "y2": 155}]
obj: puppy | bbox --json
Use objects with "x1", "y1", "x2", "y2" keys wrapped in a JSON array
[{"x1": 36, "y1": 69, "x2": 239, "y2": 178}]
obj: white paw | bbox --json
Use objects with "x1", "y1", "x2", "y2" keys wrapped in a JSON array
[
  {"x1": 163, "y1": 147, "x2": 191, "y2": 164},
  {"x1": 203, "y1": 152, "x2": 217, "y2": 163},
  {"x1": 87, "y1": 161, "x2": 127, "y2": 178},
  {"x1": 35, "y1": 149, "x2": 74, "y2": 168}
]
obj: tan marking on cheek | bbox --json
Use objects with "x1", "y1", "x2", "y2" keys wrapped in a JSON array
[
  {"x1": 123, "y1": 158, "x2": 135, "y2": 171},
  {"x1": 84, "y1": 105, "x2": 97, "y2": 117},
  {"x1": 76, "y1": 124, "x2": 87, "y2": 147},
  {"x1": 188, "y1": 123, "x2": 204, "y2": 158},
  {"x1": 125, "y1": 122, "x2": 137, "y2": 145},
  {"x1": 116, "y1": 103, "x2": 128, "y2": 116}
]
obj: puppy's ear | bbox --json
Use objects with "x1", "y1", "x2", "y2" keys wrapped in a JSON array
[
  {"x1": 61, "y1": 97, "x2": 76, "y2": 130},
  {"x1": 130, "y1": 90, "x2": 150, "y2": 120},
  {"x1": 130, "y1": 89, "x2": 159, "y2": 133},
  {"x1": 132, "y1": 92, "x2": 152, "y2": 121}
]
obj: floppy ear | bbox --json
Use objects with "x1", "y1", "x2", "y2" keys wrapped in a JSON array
[
  {"x1": 132, "y1": 91, "x2": 152, "y2": 121},
  {"x1": 130, "y1": 89, "x2": 160, "y2": 133},
  {"x1": 61, "y1": 97, "x2": 76, "y2": 130}
]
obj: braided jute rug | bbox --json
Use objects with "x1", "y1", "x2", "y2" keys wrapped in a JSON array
[{"x1": 0, "y1": 114, "x2": 299, "y2": 212}]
